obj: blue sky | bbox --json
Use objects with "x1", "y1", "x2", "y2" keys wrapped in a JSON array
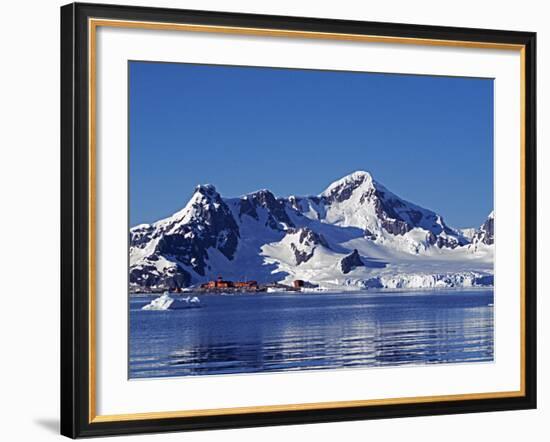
[{"x1": 129, "y1": 61, "x2": 493, "y2": 228}]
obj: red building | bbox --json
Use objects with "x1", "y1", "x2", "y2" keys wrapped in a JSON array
[
  {"x1": 234, "y1": 280, "x2": 258, "y2": 289},
  {"x1": 293, "y1": 280, "x2": 305, "y2": 288},
  {"x1": 200, "y1": 277, "x2": 259, "y2": 290},
  {"x1": 201, "y1": 276, "x2": 233, "y2": 289}
]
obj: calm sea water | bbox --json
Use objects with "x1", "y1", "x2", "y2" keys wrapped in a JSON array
[{"x1": 129, "y1": 290, "x2": 493, "y2": 379}]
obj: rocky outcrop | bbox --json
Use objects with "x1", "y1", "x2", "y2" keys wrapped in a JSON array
[
  {"x1": 340, "y1": 249, "x2": 364, "y2": 274},
  {"x1": 240, "y1": 189, "x2": 294, "y2": 230},
  {"x1": 129, "y1": 184, "x2": 240, "y2": 288},
  {"x1": 287, "y1": 227, "x2": 329, "y2": 265},
  {"x1": 470, "y1": 212, "x2": 494, "y2": 251},
  {"x1": 290, "y1": 244, "x2": 315, "y2": 266},
  {"x1": 426, "y1": 232, "x2": 462, "y2": 249},
  {"x1": 129, "y1": 263, "x2": 191, "y2": 291}
]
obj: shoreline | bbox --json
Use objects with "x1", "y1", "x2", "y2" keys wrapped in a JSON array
[{"x1": 129, "y1": 285, "x2": 494, "y2": 297}]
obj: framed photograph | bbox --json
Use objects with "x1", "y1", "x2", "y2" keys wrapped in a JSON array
[{"x1": 60, "y1": 2, "x2": 536, "y2": 438}]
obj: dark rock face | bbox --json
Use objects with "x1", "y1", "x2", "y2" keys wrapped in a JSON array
[
  {"x1": 238, "y1": 197, "x2": 259, "y2": 221},
  {"x1": 340, "y1": 249, "x2": 364, "y2": 274},
  {"x1": 426, "y1": 232, "x2": 462, "y2": 249},
  {"x1": 287, "y1": 227, "x2": 329, "y2": 265},
  {"x1": 129, "y1": 264, "x2": 191, "y2": 290},
  {"x1": 381, "y1": 218, "x2": 412, "y2": 236},
  {"x1": 130, "y1": 225, "x2": 155, "y2": 247},
  {"x1": 364, "y1": 228, "x2": 377, "y2": 240},
  {"x1": 324, "y1": 174, "x2": 368, "y2": 204},
  {"x1": 291, "y1": 243, "x2": 315, "y2": 265},
  {"x1": 293, "y1": 227, "x2": 329, "y2": 249},
  {"x1": 157, "y1": 186, "x2": 239, "y2": 272},
  {"x1": 242, "y1": 190, "x2": 295, "y2": 230},
  {"x1": 473, "y1": 214, "x2": 494, "y2": 246},
  {"x1": 129, "y1": 264, "x2": 159, "y2": 287},
  {"x1": 129, "y1": 185, "x2": 240, "y2": 285},
  {"x1": 483, "y1": 216, "x2": 494, "y2": 245},
  {"x1": 370, "y1": 189, "x2": 420, "y2": 236},
  {"x1": 373, "y1": 190, "x2": 465, "y2": 247},
  {"x1": 470, "y1": 213, "x2": 494, "y2": 250}
]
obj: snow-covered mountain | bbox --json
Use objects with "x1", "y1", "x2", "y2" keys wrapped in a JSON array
[
  {"x1": 130, "y1": 171, "x2": 494, "y2": 292},
  {"x1": 469, "y1": 211, "x2": 494, "y2": 251}
]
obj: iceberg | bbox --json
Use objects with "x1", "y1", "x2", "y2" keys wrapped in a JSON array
[{"x1": 142, "y1": 292, "x2": 201, "y2": 310}]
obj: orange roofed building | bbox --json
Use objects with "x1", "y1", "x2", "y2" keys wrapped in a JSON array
[
  {"x1": 234, "y1": 281, "x2": 258, "y2": 288},
  {"x1": 200, "y1": 277, "x2": 259, "y2": 290},
  {"x1": 201, "y1": 276, "x2": 233, "y2": 289}
]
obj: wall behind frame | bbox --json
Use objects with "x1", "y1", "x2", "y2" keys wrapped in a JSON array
[{"x1": 0, "y1": 0, "x2": 546, "y2": 441}]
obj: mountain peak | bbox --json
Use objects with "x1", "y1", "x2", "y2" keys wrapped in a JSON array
[
  {"x1": 161, "y1": 183, "x2": 221, "y2": 224},
  {"x1": 470, "y1": 211, "x2": 495, "y2": 249},
  {"x1": 320, "y1": 171, "x2": 374, "y2": 201},
  {"x1": 194, "y1": 184, "x2": 218, "y2": 197},
  {"x1": 246, "y1": 188, "x2": 274, "y2": 198},
  {"x1": 349, "y1": 170, "x2": 372, "y2": 180},
  {"x1": 322, "y1": 171, "x2": 373, "y2": 193}
]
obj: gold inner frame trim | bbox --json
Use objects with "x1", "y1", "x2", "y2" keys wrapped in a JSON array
[
  {"x1": 91, "y1": 391, "x2": 524, "y2": 423},
  {"x1": 90, "y1": 18, "x2": 525, "y2": 50},
  {"x1": 88, "y1": 17, "x2": 527, "y2": 424}
]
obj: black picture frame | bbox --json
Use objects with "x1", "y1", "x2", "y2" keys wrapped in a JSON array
[{"x1": 61, "y1": 2, "x2": 537, "y2": 438}]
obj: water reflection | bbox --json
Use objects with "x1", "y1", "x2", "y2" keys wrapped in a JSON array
[{"x1": 129, "y1": 290, "x2": 493, "y2": 378}]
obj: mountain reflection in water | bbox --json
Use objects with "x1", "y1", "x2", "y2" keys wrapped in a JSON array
[{"x1": 129, "y1": 290, "x2": 493, "y2": 378}]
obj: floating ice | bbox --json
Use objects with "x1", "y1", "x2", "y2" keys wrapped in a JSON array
[
  {"x1": 142, "y1": 292, "x2": 201, "y2": 310},
  {"x1": 142, "y1": 292, "x2": 174, "y2": 310}
]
